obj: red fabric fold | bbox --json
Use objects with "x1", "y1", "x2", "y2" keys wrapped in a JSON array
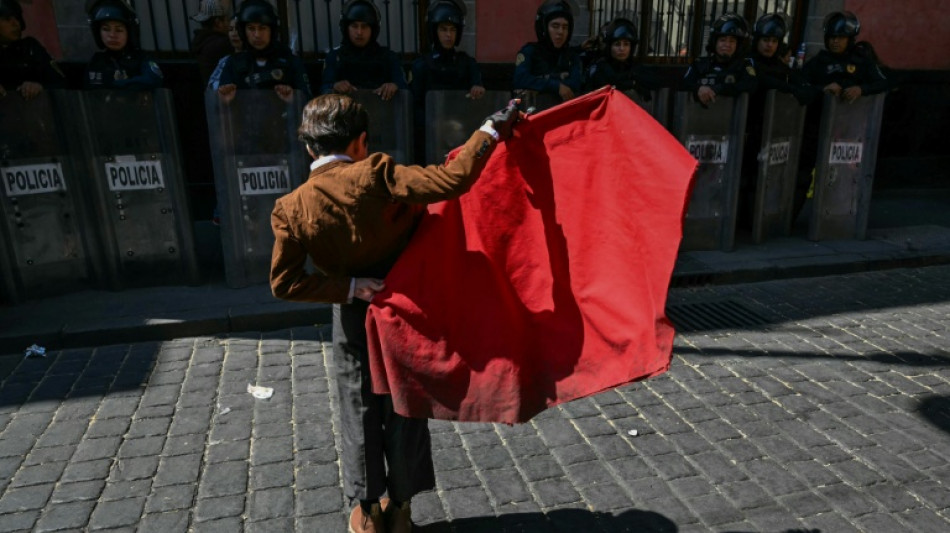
[{"x1": 366, "y1": 87, "x2": 697, "y2": 424}]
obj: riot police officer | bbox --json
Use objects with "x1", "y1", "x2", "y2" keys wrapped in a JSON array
[
  {"x1": 410, "y1": 0, "x2": 484, "y2": 100},
  {"x1": 749, "y1": 13, "x2": 816, "y2": 104},
  {"x1": 85, "y1": 0, "x2": 163, "y2": 90},
  {"x1": 0, "y1": 0, "x2": 65, "y2": 99},
  {"x1": 513, "y1": 0, "x2": 583, "y2": 105},
  {"x1": 214, "y1": 0, "x2": 311, "y2": 103},
  {"x1": 585, "y1": 17, "x2": 661, "y2": 100},
  {"x1": 683, "y1": 13, "x2": 757, "y2": 106},
  {"x1": 803, "y1": 11, "x2": 889, "y2": 103},
  {"x1": 320, "y1": 0, "x2": 407, "y2": 101}
]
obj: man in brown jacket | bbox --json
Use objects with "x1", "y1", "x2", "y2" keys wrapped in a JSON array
[{"x1": 270, "y1": 94, "x2": 520, "y2": 533}]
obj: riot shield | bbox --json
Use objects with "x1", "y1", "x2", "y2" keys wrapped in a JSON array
[
  {"x1": 205, "y1": 89, "x2": 308, "y2": 288},
  {"x1": 351, "y1": 90, "x2": 413, "y2": 164},
  {"x1": 751, "y1": 90, "x2": 807, "y2": 243},
  {"x1": 0, "y1": 90, "x2": 102, "y2": 303},
  {"x1": 672, "y1": 92, "x2": 749, "y2": 251},
  {"x1": 424, "y1": 90, "x2": 510, "y2": 164},
  {"x1": 515, "y1": 90, "x2": 563, "y2": 114},
  {"x1": 621, "y1": 88, "x2": 670, "y2": 127},
  {"x1": 74, "y1": 89, "x2": 199, "y2": 289},
  {"x1": 808, "y1": 93, "x2": 886, "y2": 241}
]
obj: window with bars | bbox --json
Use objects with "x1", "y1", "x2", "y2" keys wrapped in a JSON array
[
  {"x1": 132, "y1": 0, "x2": 424, "y2": 56},
  {"x1": 590, "y1": 0, "x2": 802, "y2": 63}
]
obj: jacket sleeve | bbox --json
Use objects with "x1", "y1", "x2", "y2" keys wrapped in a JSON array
[
  {"x1": 116, "y1": 55, "x2": 163, "y2": 90},
  {"x1": 681, "y1": 60, "x2": 702, "y2": 93},
  {"x1": 291, "y1": 55, "x2": 313, "y2": 98},
  {"x1": 466, "y1": 54, "x2": 484, "y2": 88},
  {"x1": 513, "y1": 45, "x2": 560, "y2": 94},
  {"x1": 857, "y1": 59, "x2": 889, "y2": 96},
  {"x1": 382, "y1": 130, "x2": 498, "y2": 203},
  {"x1": 320, "y1": 49, "x2": 340, "y2": 94},
  {"x1": 386, "y1": 50, "x2": 409, "y2": 89},
  {"x1": 270, "y1": 199, "x2": 352, "y2": 303},
  {"x1": 562, "y1": 52, "x2": 583, "y2": 93},
  {"x1": 714, "y1": 58, "x2": 757, "y2": 96}
]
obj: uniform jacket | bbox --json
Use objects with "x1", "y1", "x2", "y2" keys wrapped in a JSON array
[
  {"x1": 410, "y1": 47, "x2": 482, "y2": 104},
  {"x1": 682, "y1": 55, "x2": 758, "y2": 98},
  {"x1": 270, "y1": 130, "x2": 497, "y2": 303},
  {"x1": 214, "y1": 45, "x2": 311, "y2": 97},
  {"x1": 191, "y1": 28, "x2": 233, "y2": 85},
  {"x1": 85, "y1": 48, "x2": 163, "y2": 90},
  {"x1": 320, "y1": 42, "x2": 407, "y2": 94},
  {"x1": 513, "y1": 42, "x2": 583, "y2": 95},
  {"x1": 750, "y1": 52, "x2": 819, "y2": 104},
  {"x1": 802, "y1": 47, "x2": 889, "y2": 96},
  {"x1": 0, "y1": 37, "x2": 65, "y2": 90},
  {"x1": 586, "y1": 56, "x2": 661, "y2": 98}
]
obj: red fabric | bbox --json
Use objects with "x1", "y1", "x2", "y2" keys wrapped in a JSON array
[{"x1": 366, "y1": 87, "x2": 697, "y2": 424}]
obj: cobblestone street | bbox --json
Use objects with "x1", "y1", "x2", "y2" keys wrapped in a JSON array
[{"x1": 2, "y1": 265, "x2": 950, "y2": 532}]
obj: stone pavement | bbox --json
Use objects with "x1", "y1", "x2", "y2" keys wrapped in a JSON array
[{"x1": 2, "y1": 265, "x2": 950, "y2": 532}]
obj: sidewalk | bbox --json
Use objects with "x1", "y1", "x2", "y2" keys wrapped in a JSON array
[{"x1": 2, "y1": 190, "x2": 950, "y2": 355}]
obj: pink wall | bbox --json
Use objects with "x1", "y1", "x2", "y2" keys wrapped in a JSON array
[
  {"x1": 475, "y1": 1, "x2": 538, "y2": 63},
  {"x1": 21, "y1": 0, "x2": 61, "y2": 58},
  {"x1": 845, "y1": 0, "x2": 950, "y2": 70}
]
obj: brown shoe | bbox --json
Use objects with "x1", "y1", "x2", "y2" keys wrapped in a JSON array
[
  {"x1": 348, "y1": 502, "x2": 386, "y2": 533},
  {"x1": 384, "y1": 500, "x2": 412, "y2": 533}
]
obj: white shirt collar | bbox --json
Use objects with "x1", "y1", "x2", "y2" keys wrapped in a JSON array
[{"x1": 311, "y1": 153, "x2": 353, "y2": 171}]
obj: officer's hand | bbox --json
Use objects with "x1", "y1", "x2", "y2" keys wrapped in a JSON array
[
  {"x1": 0, "y1": 85, "x2": 6, "y2": 98},
  {"x1": 823, "y1": 82, "x2": 842, "y2": 96},
  {"x1": 375, "y1": 83, "x2": 398, "y2": 101},
  {"x1": 697, "y1": 85, "x2": 716, "y2": 105},
  {"x1": 557, "y1": 83, "x2": 575, "y2": 101},
  {"x1": 467, "y1": 85, "x2": 485, "y2": 100},
  {"x1": 218, "y1": 84, "x2": 237, "y2": 104},
  {"x1": 842, "y1": 86, "x2": 862, "y2": 103},
  {"x1": 485, "y1": 99, "x2": 523, "y2": 141},
  {"x1": 354, "y1": 277, "x2": 386, "y2": 302},
  {"x1": 274, "y1": 84, "x2": 293, "y2": 103},
  {"x1": 18, "y1": 82, "x2": 43, "y2": 101},
  {"x1": 333, "y1": 80, "x2": 356, "y2": 94}
]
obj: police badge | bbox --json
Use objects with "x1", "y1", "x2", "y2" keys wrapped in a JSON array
[
  {"x1": 846, "y1": 64, "x2": 856, "y2": 74},
  {"x1": 114, "y1": 70, "x2": 128, "y2": 80},
  {"x1": 272, "y1": 69, "x2": 284, "y2": 81},
  {"x1": 515, "y1": 53, "x2": 525, "y2": 66},
  {"x1": 725, "y1": 75, "x2": 735, "y2": 84}
]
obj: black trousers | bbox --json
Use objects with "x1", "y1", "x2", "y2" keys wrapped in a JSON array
[{"x1": 332, "y1": 300, "x2": 435, "y2": 503}]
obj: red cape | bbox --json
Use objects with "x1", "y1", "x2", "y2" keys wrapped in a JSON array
[{"x1": 366, "y1": 87, "x2": 697, "y2": 424}]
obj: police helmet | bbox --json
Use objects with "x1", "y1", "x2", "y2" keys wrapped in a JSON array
[
  {"x1": 87, "y1": 0, "x2": 140, "y2": 50},
  {"x1": 340, "y1": 0, "x2": 381, "y2": 45},
  {"x1": 602, "y1": 17, "x2": 638, "y2": 49},
  {"x1": 706, "y1": 13, "x2": 749, "y2": 54},
  {"x1": 753, "y1": 13, "x2": 787, "y2": 40},
  {"x1": 427, "y1": 0, "x2": 465, "y2": 48},
  {"x1": 534, "y1": 0, "x2": 574, "y2": 46},
  {"x1": 0, "y1": 0, "x2": 25, "y2": 31},
  {"x1": 236, "y1": 0, "x2": 279, "y2": 49},
  {"x1": 823, "y1": 11, "x2": 860, "y2": 38}
]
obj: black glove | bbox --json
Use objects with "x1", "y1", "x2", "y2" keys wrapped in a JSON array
[{"x1": 485, "y1": 100, "x2": 521, "y2": 140}]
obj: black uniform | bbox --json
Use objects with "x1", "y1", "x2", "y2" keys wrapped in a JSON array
[
  {"x1": 85, "y1": 48, "x2": 163, "y2": 90},
  {"x1": 410, "y1": 47, "x2": 481, "y2": 96},
  {"x1": 0, "y1": 36, "x2": 65, "y2": 92},
  {"x1": 751, "y1": 52, "x2": 818, "y2": 104},
  {"x1": 215, "y1": 45, "x2": 311, "y2": 97},
  {"x1": 513, "y1": 42, "x2": 583, "y2": 96},
  {"x1": 802, "y1": 47, "x2": 889, "y2": 96},
  {"x1": 320, "y1": 42, "x2": 407, "y2": 95},
  {"x1": 586, "y1": 56, "x2": 661, "y2": 100},
  {"x1": 682, "y1": 55, "x2": 758, "y2": 100}
]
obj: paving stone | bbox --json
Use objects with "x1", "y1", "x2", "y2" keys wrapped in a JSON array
[
  {"x1": 294, "y1": 462, "x2": 338, "y2": 490},
  {"x1": 198, "y1": 461, "x2": 248, "y2": 498},
  {"x1": 61, "y1": 459, "x2": 112, "y2": 483},
  {"x1": 86, "y1": 497, "x2": 146, "y2": 529},
  {"x1": 145, "y1": 484, "x2": 196, "y2": 513},
  {"x1": 101, "y1": 479, "x2": 153, "y2": 501},
  {"x1": 153, "y1": 453, "x2": 202, "y2": 487},
  {"x1": 50, "y1": 479, "x2": 106, "y2": 503},
  {"x1": 0, "y1": 484, "x2": 54, "y2": 513},
  {"x1": 72, "y1": 437, "x2": 122, "y2": 462},
  {"x1": 193, "y1": 495, "x2": 246, "y2": 522},
  {"x1": 441, "y1": 487, "x2": 493, "y2": 520},
  {"x1": 111, "y1": 456, "x2": 159, "y2": 481},
  {"x1": 136, "y1": 510, "x2": 190, "y2": 533},
  {"x1": 10, "y1": 461, "x2": 67, "y2": 487},
  {"x1": 33, "y1": 500, "x2": 95, "y2": 532},
  {"x1": 294, "y1": 487, "x2": 342, "y2": 516},
  {"x1": 247, "y1": 487, "x2": 294, "y2": 520}
]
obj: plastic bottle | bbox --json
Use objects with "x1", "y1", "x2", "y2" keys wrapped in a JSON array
[{"x1": 795, "y1": 43, "x2": 806, "y2": 69}]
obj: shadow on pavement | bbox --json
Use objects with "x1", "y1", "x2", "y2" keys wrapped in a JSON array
[
  {"x1": 917, "y1": 395, "x2": 950, "y2": 434},
  {"x1": 673, "y1": 345, "x2": 950, "y2": 368},
  {"x1": 416, "y1": 508, "x2": 677, "y2": 532}
]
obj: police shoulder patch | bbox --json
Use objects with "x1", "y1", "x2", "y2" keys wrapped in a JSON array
[
  {"x1": 746, "y1": 65, "x2": 756, "y2": 76},
  {"x1": 846, "y1": 64, "x2": 856, "y2": 74},
  {"x1": 149, "y1": 61, "x2": 163, "y2": 77},
  {"x1": 515, "y1": 53, "x2": 526, "y2": 66}
]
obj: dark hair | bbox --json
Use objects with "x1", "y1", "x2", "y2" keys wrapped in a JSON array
[{"x1": 298, "y1": 94, "x2": 369, "y2": 155}]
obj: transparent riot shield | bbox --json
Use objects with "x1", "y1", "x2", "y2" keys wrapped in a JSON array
[
  {"x1": 351, "y1": 90, "x2": 413, "y2": 164},
  {"x1": 74, "y1": 89, "x2": 199, "y2": 289},
  {"x1": 424, "y1": 90, "x2": 510, "y2": 164},
  {"x1": 0, "y1": 90, "x2": 102, "y2": 303},
  {"x1": 751, "y1": 90, "x2": 807, "y2": 243},
  {"x1": 515, "y1": 90, "x2": 562, "y2": 114},
  {"x1": 205, "y1": 89, "x2": 308, "y2": 288},
  {"x1": 672, "y1": 92, "x2": 749, "y2": 251},
  {"x1": 808, "y1": 93, "x2": 887, "y2": 241},
  {"x1": 621, "y1": 88, "x2": 670, "y2": 127}
]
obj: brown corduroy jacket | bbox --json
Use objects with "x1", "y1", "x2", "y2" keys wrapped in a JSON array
[{"x1": 270, "y1": 130, "x2": 497, "y2": 303}]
